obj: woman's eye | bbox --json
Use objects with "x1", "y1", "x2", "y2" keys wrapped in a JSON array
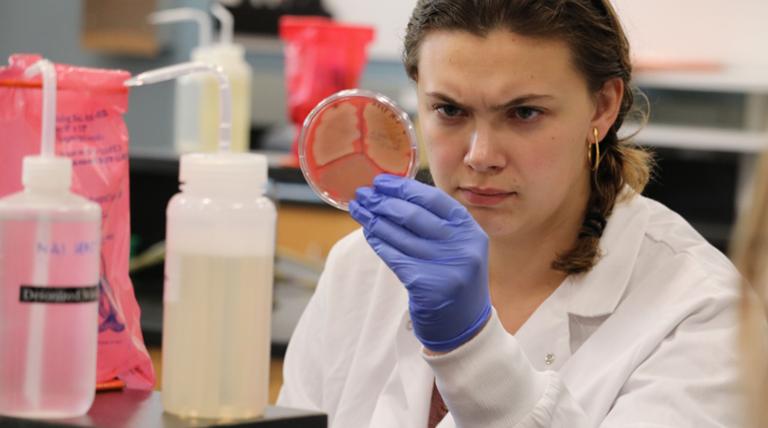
[
  {"x1": 434, "y1": 104, "x2": 465, "y2": 119},
  {"x1": 511, "y1": 107, "x2": 542, "y2": 121}
]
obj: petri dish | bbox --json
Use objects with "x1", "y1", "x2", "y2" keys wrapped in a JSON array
[{"x1": 298, "y1": 89, "x2": 419, "y2": 210}]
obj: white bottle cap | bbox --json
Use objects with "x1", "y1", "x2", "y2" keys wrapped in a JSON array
[
  {"x1": 192, "y1": 43, "x2": 245, "y2": 65},
  {"x1": 179, "y1": 152, "x2": 267, "y2": 191},
  {"x1": 22, "y1": 156, "x2": 73, "y2": 190}
]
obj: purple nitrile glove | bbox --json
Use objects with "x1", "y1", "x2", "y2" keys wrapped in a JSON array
[{"x1": 349, "y1": 174, "x2": 491, "y2": 352}]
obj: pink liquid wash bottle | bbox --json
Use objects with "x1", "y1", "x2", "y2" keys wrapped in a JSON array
[{"x1": 0, "y1": 59, "x2": 102, "y2": 418}]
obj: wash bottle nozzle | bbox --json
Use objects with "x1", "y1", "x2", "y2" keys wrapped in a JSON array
[
  {"x1": 149, "y1": 8, "x2": 213, "y2": 49},
  {"x1": 22, "y1": 59, "x2": 72, "y2": 190},
  {"x1": 125, "y1": 62, "x2": 233, "y2": 152},
  {"x1": 24, "y1": 60, "x2": 57, "y2": 158},
  {"x1": 211, "y1": 2, "x2": 234, "y2": 45}
]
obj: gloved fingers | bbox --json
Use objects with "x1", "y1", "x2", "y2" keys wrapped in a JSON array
[
  {"x1": 364, "y1": 233, "x2": 423, "y2": 285},
  {"x1": 351, "y1": 200, "x2": 442, "y2": 260},
  {"x1": 349, "y1": 199, "x2": 375, "y2": 229},
  {"x1": 355, "y1": 187, "x2": 452, "y2": 240},
  {"x1": 372, "y1": 174, "x2": 468, "y2": 221},
  {"x1": 364, "y1": 212, "x2": 442, "y2": 260}
]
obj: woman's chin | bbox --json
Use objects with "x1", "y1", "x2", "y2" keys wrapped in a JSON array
[{"x1": 469, "y1": 208, "x2": 526, "y2": 241}]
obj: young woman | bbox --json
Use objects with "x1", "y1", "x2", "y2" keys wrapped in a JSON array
[{"x1": 279, "y1": 1, "x2": 745, "y2": 426}]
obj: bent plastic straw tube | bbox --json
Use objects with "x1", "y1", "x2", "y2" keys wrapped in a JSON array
[
  {"x1": 22, "y1": 58, "x2": 57, "y2": 408},
  {"x1": 125, "y1": 62, "x2": 232, "y2": 152},
  {"x1": 210, "y1": 3, "x2": 234, "y2": 45},
  {"x1": 24, "y1": 60, "x2": 57, "y2": 157}
]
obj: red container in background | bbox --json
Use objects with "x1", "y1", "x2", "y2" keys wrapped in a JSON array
[{"x1": 279, "y1": 16, "x2": 375, "y2": 165}]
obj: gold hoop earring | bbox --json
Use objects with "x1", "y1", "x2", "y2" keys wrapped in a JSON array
[{"x1": 590, "y1": 127, "x2": 601, "y2": 172}]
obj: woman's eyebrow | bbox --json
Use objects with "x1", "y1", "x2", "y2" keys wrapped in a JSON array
[
  {"x1": 490, "y1": 94, "x2": 555, "y2": 112},
  {"x1": 424, "y1": 92, "x2": 466, "y2": 107},
  {"x1": 425, "y1": 91, "x2": 554, "y2": 111}
]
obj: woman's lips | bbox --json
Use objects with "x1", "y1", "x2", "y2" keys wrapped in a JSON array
[{"x1": 458, "y1": 187, "x2": 517, "y2": 206}]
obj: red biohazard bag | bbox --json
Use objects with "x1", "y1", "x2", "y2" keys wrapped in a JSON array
[
  {"x1": 279, "y1": 16, "x2": 375, "y2": 164},
  {"x1": 0, "y1": 54, "x2": 155, "y2": 390}
]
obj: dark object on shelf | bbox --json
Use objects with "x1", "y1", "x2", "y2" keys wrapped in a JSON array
[
  {"x1": 225, "y1": 1, "x2": 331, "y2": 36},
  {"x1": 0, "y1": 390, "x2": 326, "y2": 428},
  {"x1": 642, "y1": 147, "x2": 738, "y2": 251}
]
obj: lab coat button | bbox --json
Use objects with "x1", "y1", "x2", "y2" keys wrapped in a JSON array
[
  {"x1": 406, "y1": 319, "x2": 413, "y2": 331},
  {"x1": 545, "y1": 353, "x2": 555, "y2": 365}
]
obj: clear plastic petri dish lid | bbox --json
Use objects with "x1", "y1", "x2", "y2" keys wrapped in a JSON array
[{"x1": 298, "y1": 89, "x2": 419, "y2": 211}]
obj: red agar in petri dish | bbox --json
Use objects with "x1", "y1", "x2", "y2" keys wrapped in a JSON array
[{"x1": 299, "y1": 89, "x2": 419, "y2": 210}]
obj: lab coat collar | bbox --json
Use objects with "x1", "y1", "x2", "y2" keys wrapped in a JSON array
[
  {"x1": 515, "y1": 192, "x2": 649, "y2": 372},
  {"x1": 566, "y1": 191, "x2": 650, "y2": 318},
  {"x1": 515, "y1": 279, "x2": 574, "y2": 371}
]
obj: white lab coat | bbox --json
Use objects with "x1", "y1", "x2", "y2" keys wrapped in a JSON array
[{"x1": 278, "y1": 193, "x2": 745, "y2": 427}]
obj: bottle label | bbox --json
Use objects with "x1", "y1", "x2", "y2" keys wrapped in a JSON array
[{"x1": 19, "y1": 285, "x2": 99, "y2": 304}]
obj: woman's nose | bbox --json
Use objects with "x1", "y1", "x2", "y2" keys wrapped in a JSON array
[{"x1": 463, "y1": 128, "x2": 506, "y2": 173}]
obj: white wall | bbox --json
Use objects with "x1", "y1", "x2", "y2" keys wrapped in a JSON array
[
  {"x1": 613, "y1": 0, "x2": 768, "y2": 67},
  {"x1": 322, "y1": 0, "x2": 416, "y2": 60},
  {"x1": 325, "y1": 0, "x2": 768, "y2": 67}
]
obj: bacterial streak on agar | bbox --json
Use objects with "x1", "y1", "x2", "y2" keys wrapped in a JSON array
[{"x1": 299, "y1": 90, "x2": 418, "y2": 210}]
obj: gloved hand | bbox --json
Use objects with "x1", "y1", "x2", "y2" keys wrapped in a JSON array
[{"x1": 349, "y1": 174, "x2": 491, "y2": 352}]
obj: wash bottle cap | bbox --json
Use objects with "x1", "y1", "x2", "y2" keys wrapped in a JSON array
[
  {"x1": 126, "y1": 62, "x2": 267, "y2": 190},
  {"x1": 179, "y1": 152, "x2": 267, "y2": 191},
  {"x1": 298, "y1": 89, "x2": 419, "y2": 210},
  {"x1": 22, "y1": 59, "x2": 73, "y2": 190},
  {"x1": 192, "y1": 43, "x2": 245, "y2": 65}
]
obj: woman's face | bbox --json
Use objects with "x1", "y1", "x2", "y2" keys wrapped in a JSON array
[{"x1": 416, "y1": 29, "x2": 619, "y2": 242}]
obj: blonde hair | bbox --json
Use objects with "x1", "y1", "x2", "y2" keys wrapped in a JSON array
[{"x1": 730, "y1": 152, "x2": 768, "y2": 427}]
